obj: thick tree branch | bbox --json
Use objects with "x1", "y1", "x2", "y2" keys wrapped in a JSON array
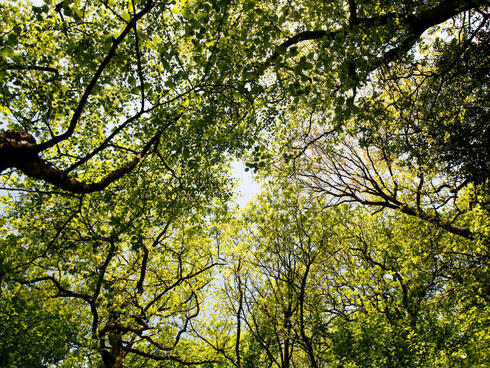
[
  {"x1": 374, "y1": 0, "x2": 482, "y2": 67},
  {"x1": 297, "y1": 262, "x2": 318, "y2": 368},
  {"x1": 348, "y1": 0, "x2": 358, "y2": 26},
  {"x1": 4, "y1": 63, "x2": 60, "y2": 78},
  {"x1": 20, "y1": 276, "x2": 91, "y2": 302},
  {"x1": 235, "y1": 261, "x2": 243, "y2": 368},
  {"x1": 261, "y1": 0, "x2": 482, "y2": 76},
  {"x1": 124, "y1": 348, "x2": 218, "y2": 365},
  {"x1": 1, "y1": 130, "x2": 161, "y2": 193}
]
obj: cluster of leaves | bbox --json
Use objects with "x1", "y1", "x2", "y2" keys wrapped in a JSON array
[
  {"x1": 354, "y1": 28, "x2": 490, "y2": 185},
  {"x1": 0, "y1": 286, "x2": 81, "y2": 368},
  {"x1": 1, "y1": 157, "x2": 233, "y2": 366}
]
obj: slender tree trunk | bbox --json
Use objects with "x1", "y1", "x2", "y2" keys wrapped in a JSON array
[{"x1": 101, "y1": 330, "x2": 125, "y2": 368}]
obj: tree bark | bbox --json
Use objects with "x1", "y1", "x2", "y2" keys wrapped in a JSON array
[{"x1": 1, "y1": 130, "x2": 160, "y2": 193}]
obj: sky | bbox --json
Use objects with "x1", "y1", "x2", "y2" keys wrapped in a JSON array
[{"x1": 231, "y1": 160, "x2": 262, "y2": 208}]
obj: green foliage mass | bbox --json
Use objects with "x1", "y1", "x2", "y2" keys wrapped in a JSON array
[
  {"x1": 213, "y1": 189, "x2": 489, "y2": 367},
  {"x1": 0, "y1": 0, "x2": 488, "y2": 367},
  {"x1": 0, "y1": 287, "x2": 81, "y2": 368}
]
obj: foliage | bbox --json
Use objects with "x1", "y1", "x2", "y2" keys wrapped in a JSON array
[
  {"x1": 1, "y1": 164, "x2": 228, "y2": 366},
  {"x1": 275, "y1": 11, "x2": 489, "y2": 240},
  {"x1": 214, "y1": 188, "x2": 489, "y2": 367},
  {"x1": 0, "y1": 0, "x2": 488, "y2": 367},
  {"x1": 0, "y1": 286, "x2": 81, "y2": 368}
]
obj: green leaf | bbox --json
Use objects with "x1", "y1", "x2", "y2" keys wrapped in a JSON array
[{"x1": 121, "y1": 11, "x2": 130, "y2": 22}]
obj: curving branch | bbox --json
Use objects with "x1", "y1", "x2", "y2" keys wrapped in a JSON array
[
  {"x1": 259, "y1": 0, "x2": 483, "y2": 78},
  {"x1": 0, "y1": 130, "x2": 161, "y2": 193}
]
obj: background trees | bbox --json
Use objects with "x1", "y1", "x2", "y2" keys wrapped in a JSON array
[
  {"x1": 1, "y1": 0, "x2": 489, "y2": 367},
  {"x1": 213, "y1": 187, "x2": 488, "y2": 367},
  {"x1": 1, "y1": 167, "x2": 227, "y2": 367},
  {"x1": 274, "y1": 2, "x2": 489, "y2": 242}
]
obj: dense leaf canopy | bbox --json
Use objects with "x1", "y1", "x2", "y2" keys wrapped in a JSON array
[{"x1": 0, "y1": 0, "x2": 488, "y2": 367}]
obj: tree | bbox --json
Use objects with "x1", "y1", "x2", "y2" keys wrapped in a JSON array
[
  {"x1": 1, "y1": 158, "x2": 230, "y2": 367},
  {"x1": 286, "y1": 134, "x2": 477, "y2": 238},
  {"x1": 217, "y1": 184, "x2": 489, "y2": 367},
  {"x1": 325, "y1": 207, "x2": 489, "y2": 367},
  {"x1": 272, "y1": 3, "x2": 489, "y2": 240},
  {"x1": 0, "y1": 0, "x2": 258, "y2": 193},
  {"x1": 1, "y1": 0, "x2": 486, "y2": 193},
  {"x1": 234, "y1": 190, "x2": 337, "y2": 368}
]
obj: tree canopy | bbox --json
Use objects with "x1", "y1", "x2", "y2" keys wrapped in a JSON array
[{"x1": 1, "y1": 0, "x2": 488, "y2": 367}]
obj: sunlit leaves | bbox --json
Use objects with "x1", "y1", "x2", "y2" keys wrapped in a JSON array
[
  {"x1": 222, "y1": 187, "x2": 489, "y2": 367},
  {"x1": 0, "y1": 0, "x2": 488, "y2": 367}
]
